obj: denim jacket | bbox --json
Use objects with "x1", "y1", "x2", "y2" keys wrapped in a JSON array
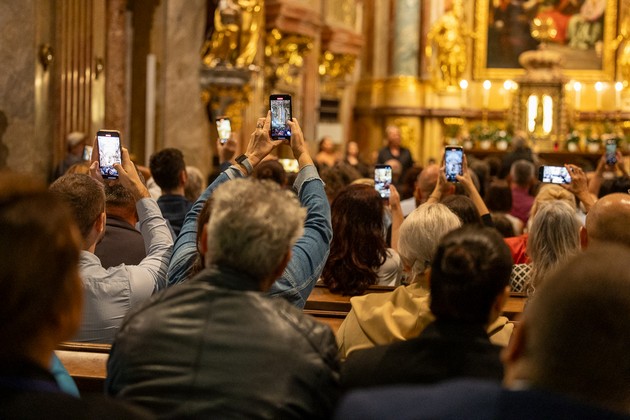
[{"x1": 166, "y1": 164, "x2": 331, "y2": 308}]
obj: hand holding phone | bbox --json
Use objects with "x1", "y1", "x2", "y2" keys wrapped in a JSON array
[
  {"x1": 444, "y1": 146, "x2": 463, "y2": 182},
  {"x1": 269, "y1": 94, "x2": 292, "y2": 141},
  {"x1": 374, "y1": 165, "x2": 392, "y2": 199},
  {"x1": 97, "y1": 130, "x2": 122, "y2": 179},
  {"x1": 538, "y1": 165, "x2": 572, "y2": 184}
]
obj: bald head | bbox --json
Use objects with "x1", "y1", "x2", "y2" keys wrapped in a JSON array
[
  {"x1": 417, "y1": 165, "x2": 440, "y2": 203},
  {"x1": 585, "y1": 193, "x2": 630, "y2": 248}
]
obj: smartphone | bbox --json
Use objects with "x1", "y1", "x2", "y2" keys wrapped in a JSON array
[
  {"x1": 606, "y1": 139, "x2": 617, "y2": 165},
  {"x1": 216, "y1": 116, "x2": 231, "y2": 145},
  {"x1": 374, "y1": 164, "x2": 392, "y2": 199},
  {"x1": 82, "y1": 145, "x2": 93, "y2": 161},
  {"x1": 97, "y1": 130, "x2": 122, "y2": 179},
  {"x1": 444, "y1": 146, "x2": 463, "y2": 182},
  {"x1": 269, "y1": 94, "x2": 292, "y2": 141},
  {"x1": 538, "y1": 165, "x2": 572, "y2": 184}
]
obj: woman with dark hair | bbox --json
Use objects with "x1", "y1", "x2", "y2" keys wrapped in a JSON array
[
  {"x1": 322, "y1": 184, "x2": 403, "y2": 295},
  {"x1": 484, "y1": 180, "x2": 523, "y2": 235}
]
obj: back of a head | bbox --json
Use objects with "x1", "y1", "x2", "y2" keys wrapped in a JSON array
[
  {"x1": 149, "y1": 148, "x2": 186, "y2": 191},
  {"x1": 430, "y1": 225, "x2": 512, "y2": 323},
  {"x1": 524, "y1": 245, "x2": 630, "y2": 412},
  {"x1": 50, "y1": 174, "x2": 105, "y2": 239},
  {"x1": 252, "y1": 160, "x2": 287, "y2": 187},
  {"x1": 0, "y1": 174, "x2": 82, "y2": 357},
  {"x1": 510, "y1": 159, "x2": 535, "y2": 187},
  {"x1": 598, "y1": 176, "x2": 630, "y2": 198},
  {"x1": 530, "y1": 184, "x2": 576, "y2": 220},
  {"x1": 398, "y1": 202, "x2": 462, "y2": 279},
  {"x1": 319, "y1": 162, "x2": 361, "y2": 202},
  {"x1": 484, "y1": 180, "x2": 512, "y2": 213},
  {"x1": 417, "y1": 164, "x2": 440, "y2": 199},
  {"x1": 441, "y1": 194, "x2": 481, "y2": 226},
  {"x1": 323, "y1": 184, "x2": 386, "y2": 295},
  {"x1": 586, "y1": 192, "x2": 630, "y2": 248},
  {"x1": 105, "y1": 183, "x2": 136, "y2": 212},
  {"x1": 184, "y1": 165, "x2": 206, "y2": 202},
  {"x1": 205, "y1": 178, "x2": 306, "y2": 281},
  {"x1": 527, "y1": 201, "x2": 581, "y2": 294}
]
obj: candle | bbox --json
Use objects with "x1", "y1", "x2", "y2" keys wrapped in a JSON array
[
  {"x1": 615, "y1": 81, "x2": 623, "y2": 110},
  {"x1": 574, "y1": 81, "x2": 582, "y2": 110},
  {"x1": 482, "y1": 80, "x2": 491, "y2": 109},
  {"x1": 595, "y1": 81, "x2": 604, "y2": 110},
  {"x1": 459, "y1": 79, "x2": 468, "y2": 107}
]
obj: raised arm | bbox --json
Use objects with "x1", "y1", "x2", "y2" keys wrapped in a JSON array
[
  {"x1": 268, "y1": 118, "x2": 332, "y2": 308},
  {"x1": 456, "y1": 155, "x2": 493, "y2": 226}
]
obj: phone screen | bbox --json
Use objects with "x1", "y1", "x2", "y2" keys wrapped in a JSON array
[
  {"x1": 97, "y1": 131, "x2": 122, "y2": 179},
  {"x1": 216, "y1": 117, "x2": 231, "y2": 144},
  {"x1": 374, "y1": 165, "x2": 392, "y2": 199},
  {"x1": 445, "y1": 147, "x2": 463, "y2": 182},
  {"x1": 82, "y1": 145, "x2": 93, "y2": 161},
  {"x1": 606, "y1": 140, "x2": 617, "y2": 165},
  {"x1": 539, "y1": 166, "x2": 572, "y2": 184},
  {"x1": 270, "y1": 95, "x2": 292, "y2": 140}
]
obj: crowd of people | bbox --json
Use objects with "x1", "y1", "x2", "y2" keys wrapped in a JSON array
[{"x1": 3, "y1": 115, "x2": 630, "y2": 419}]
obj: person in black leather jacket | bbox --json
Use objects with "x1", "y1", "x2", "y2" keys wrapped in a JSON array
[{"x1": 106, "y1": 115, "x2": 340, "y2": 419}]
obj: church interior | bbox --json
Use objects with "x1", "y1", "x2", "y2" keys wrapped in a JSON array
[{"x1": 0, "y1": 0, "x2": 627, "y2": 180}]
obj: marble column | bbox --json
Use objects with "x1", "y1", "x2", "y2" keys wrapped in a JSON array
[
  {"x1": 0, "y1": 0, "x2": 55, "y2": 179},
  {"x1": 161, "y1": 0, "x2": 211, "y2": 174}
]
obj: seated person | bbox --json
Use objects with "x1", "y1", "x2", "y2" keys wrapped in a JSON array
[
  {"x1": 50, "y1": 147, "x2": 173, "y2": 343},
  {"x1": 106, "y1": 164, "x2": 340, "y2": 416},
  {"x1": 149, "y1": 148, "x2": 193, "y2": 237},
  {"x1": 336, "y1": 202, "x2": 461, "y2": 358},
  {"x1": 166, "y1": 114, "x2": 332, "y2": 310},
  {"x1": 0, "y1": 174, "x2": 150, "y2": 419},
  {"x1": 94, "y1": 183, "x2": 146, "y2": 268},
  {"x1": 321, "y1": 183, "x2": 403, "y2": 295},
  {"x1": 341, "y1": 225, "x2": 513, "y2": 390},
  {"x1": 335, "y1": 245, "x2": 630, "y2": 419}
]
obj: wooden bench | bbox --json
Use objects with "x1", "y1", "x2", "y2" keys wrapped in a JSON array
[
  {"x1": 55, "y1": 342, "x2": 110, "y2": 394},
  {"x1": 305, "y1": 283, "x2": 527, "y2": 333}
]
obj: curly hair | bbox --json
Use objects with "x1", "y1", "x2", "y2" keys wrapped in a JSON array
[{"x1": 322, "y1": 184, "x2": 388, "y2": 295}]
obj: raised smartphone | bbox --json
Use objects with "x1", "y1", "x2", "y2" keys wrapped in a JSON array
[
  {"x1": 216, "y1": 116, "x2": 231, "y2": 144},
  {"x1": 269, "y1": 94, "x2": 292, "y2": 141},
  {"x1": 606, "y1": 139, "x2": 617, "y2": 165},
  {"x1": 444, "y1": 146, "x2": 463, "y2": 182},
  {"x1": 374, "y1": 164, "x2": 392, "y2": 199},
  {"x1": 97, "y1": 130, "x2": 122, "y2": 179},
  {"x1": 538, "y1": 165, "x2": 572, "y2": 184}
]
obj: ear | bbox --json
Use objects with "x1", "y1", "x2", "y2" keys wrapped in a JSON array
[
  {"x1": 199, "y1": 223, "x2": 209, "y2": 257},
  {"x1": 179, "y1": 169, "x2": 188, "y2": 187},
  {"x1": 261, "y1": 249, "x2": 292, "y2": 292},
  {"x1": 580, "y1": 225, "x2": 588, "y2": 249},
  {"x1": 95, "y1": 211, "x2": 106, "y2": 235}
]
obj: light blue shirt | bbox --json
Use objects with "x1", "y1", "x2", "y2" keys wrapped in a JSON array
[{"x1": 75, "y1": 197, "x2": 173, "y2": 343}]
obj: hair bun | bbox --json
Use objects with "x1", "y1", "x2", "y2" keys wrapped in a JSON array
[{"x1": 441, "y1": 246, "x2": 475, "y2": 275}]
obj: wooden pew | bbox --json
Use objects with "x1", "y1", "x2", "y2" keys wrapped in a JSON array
[
  {"x1": 305, "y1": 283, "x2": 527, "y2": 334},
  {"x1": 55, "y1": 342, "x2": 110, "y2": 394}
]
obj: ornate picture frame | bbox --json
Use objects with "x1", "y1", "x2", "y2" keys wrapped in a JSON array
[{"x1": 473, "y1": 0, "x2": 617, "y2": 81}]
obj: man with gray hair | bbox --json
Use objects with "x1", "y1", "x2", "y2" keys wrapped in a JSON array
[
  {"x1": 509, "y1": 159, "x2": 536, "y2": 224},
  {"x1": 106, "y1": 117, "x2": 340, "y2": 418}
]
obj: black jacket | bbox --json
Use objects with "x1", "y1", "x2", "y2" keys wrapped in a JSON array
[
  {"x1": 106, "y1": 265, "x2": 340, "y2": 419},
  {"x1": 341, "y1": 320, "x2": 503, "y2": 391}
]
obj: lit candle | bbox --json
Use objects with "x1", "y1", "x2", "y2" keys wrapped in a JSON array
[
  {"x1": 483, "y1": 80, "x2": 491, "y2": 109},
  {"x1": 574, "y1": 81, "x2": 582, "y2": 110},
  {"x1": 595, "y1": 81, "x2": 604, "y2": 110},
  {"x1": 615, "y1": 81, "x2": 623, "y2": 110},
  {"x1": 459, "y1": 79, "x2": 468, "y2": 108},
  {"x1": 502, "y1": 80, "x2": 512, "y2": 109}
]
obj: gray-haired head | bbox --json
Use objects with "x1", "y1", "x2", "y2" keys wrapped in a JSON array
[
  {"x1": 398, "y1": 202, "x2": 461, "y2": 282},
  {"x1": 205, "y1": 178, "x2": 306, "y2": 282},
  {"x1": 510, "y1": 159, "x2": 535, "y2": 187},
  {"x1": 527, "y1": 200, "x2": 581, "y2": 295}
]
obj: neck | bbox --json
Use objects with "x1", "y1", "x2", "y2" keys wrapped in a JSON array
[
  {"x1": 107, "y1": 207, "x2": 138, "y2": 226},
  {"x1": 162, "y1": 186, "x2": 185, "y2": 196}
]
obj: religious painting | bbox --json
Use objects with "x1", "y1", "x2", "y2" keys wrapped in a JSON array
[{"x1": 473, "y1": 0, "x2": 617, "y2": 81}]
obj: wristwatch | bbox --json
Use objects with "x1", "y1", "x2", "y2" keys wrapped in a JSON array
[{"x1": 235, "y1": 154, "x2": 253, "y2": 175}]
